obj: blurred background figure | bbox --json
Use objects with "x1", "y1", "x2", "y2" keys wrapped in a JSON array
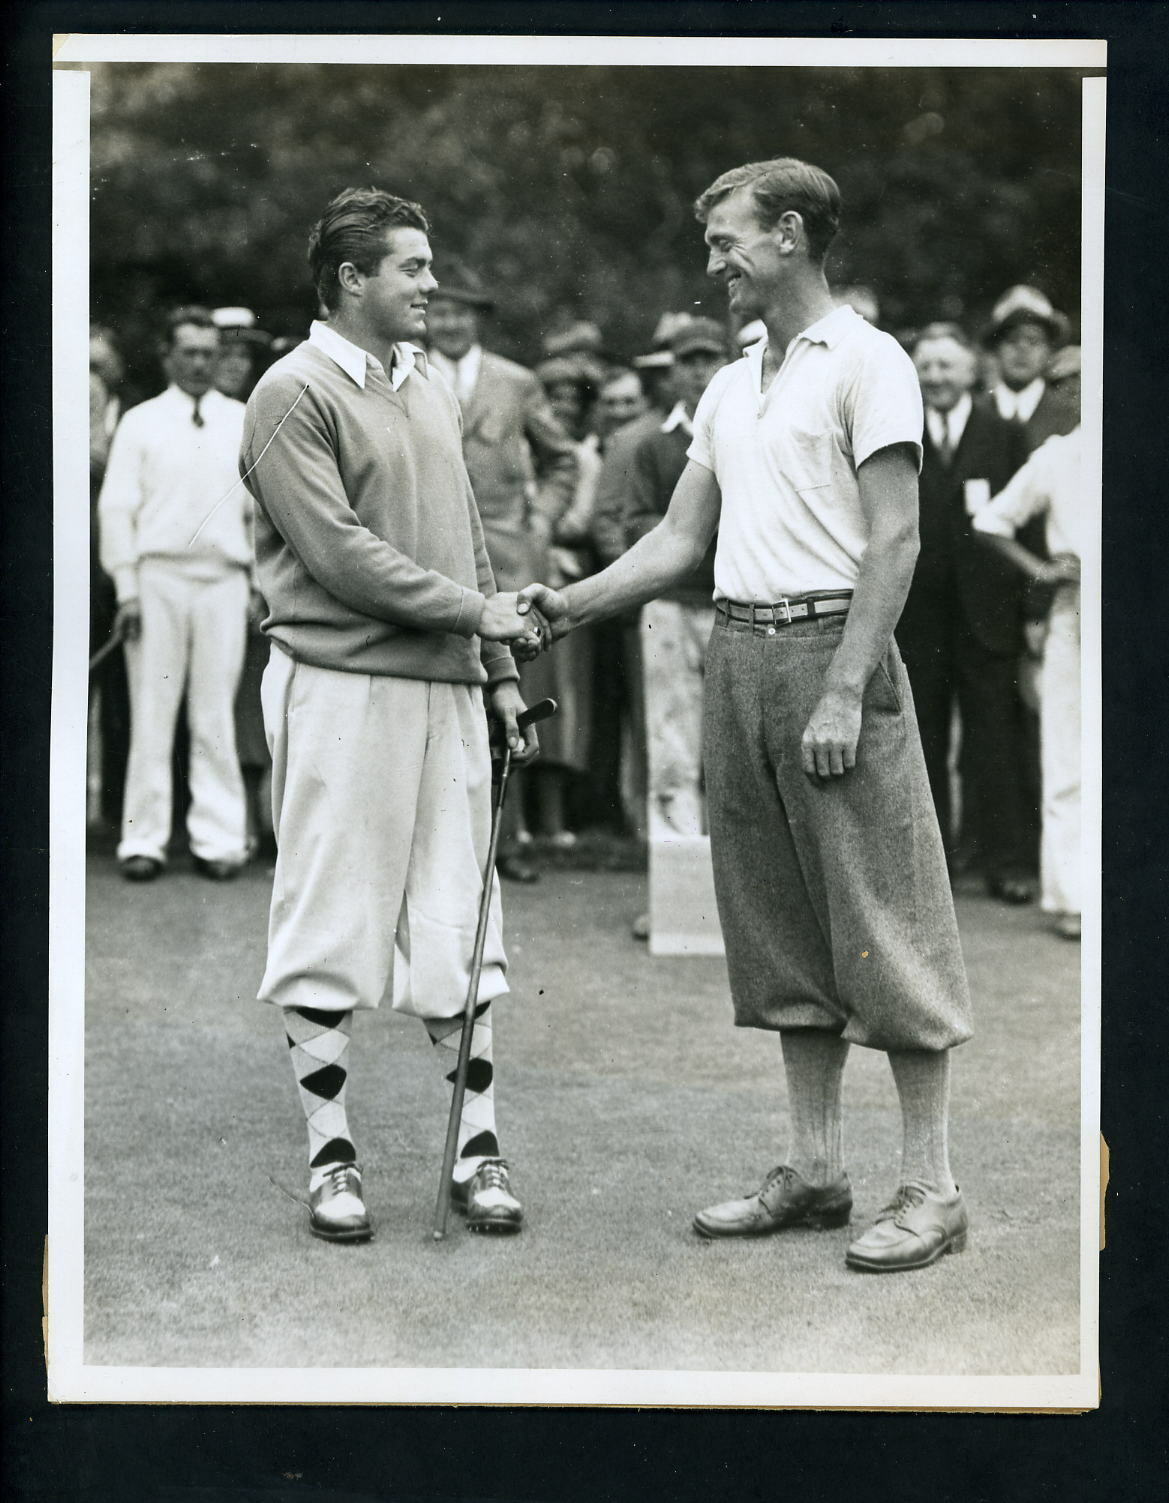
[
  {"x1": 97, "y1": 307, "x2": 252, "y2": 883},
  {"x1": 974, "y1": 426, "x2": 1085, "y2": 940},
  {"x1": 626, "y1": 317, "x2": 727, "y2": 842},
  {"x1": 88, "y1": 326, "x2": 132, "y2": 831},
  {"x1": 589, "y1": 345, "x2": 676, "y2": 840},
  {"x1": 984, "y1": 285, "x2": 1078, "y2": 449},
  {"x1": 211, "y1": 307, "x2": 275, "y2": 857},
  {"x1": 426, "y1": 264, "x2": 578, "y2": 881},
  {"x1": 896, "y1": 322, "x2": 1035, "y2": 901},
  {"x1": 211, "y1": 306, "x2": 273, "y2": 400},
  {"x1": 532, "y1": 353, "x2": 607, "y2": 845}
]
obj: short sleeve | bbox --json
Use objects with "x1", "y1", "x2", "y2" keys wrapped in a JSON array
[
  {"x1": 686, "y1": 363, "x2": 735, "y2": 473},
  {"x1": 844, "y1": 334, "x2": 925, "y2": 473}
]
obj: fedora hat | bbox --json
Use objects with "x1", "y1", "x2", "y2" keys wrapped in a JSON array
[{"x1": 430, "y1": 262, "x2": 494, "y2": 312}]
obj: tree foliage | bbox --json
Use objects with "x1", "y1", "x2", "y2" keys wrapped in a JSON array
[{"x1": 84, "y1": 61, "x2": 1088, "y2": 383}]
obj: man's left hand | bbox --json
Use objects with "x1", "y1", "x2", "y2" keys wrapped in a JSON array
[
  {"x1": 489, "y1": 681, "x2": 541, "y2": 766},
  {"x1": 801, "y1": 687, "x2": 863, "y2": 779}
]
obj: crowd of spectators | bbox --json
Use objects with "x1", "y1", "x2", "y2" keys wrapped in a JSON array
[{"x1": 87, "y1": 272, "x2": 1084, "y2": 937}]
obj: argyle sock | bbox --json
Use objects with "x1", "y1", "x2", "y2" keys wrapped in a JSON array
[
  {"x1": 887, "y1": 1048, "x2": 957, "y2": 1197},
  {"x1": 779, "y1": 1029, "x2": 850, "y2": 1186},
  {"x1": 284, "y1": 1006, "x2": 356, "y2": 1190},
  {"x1": 425, "y1": 1000, "x2": 499, "y2": 1185}
]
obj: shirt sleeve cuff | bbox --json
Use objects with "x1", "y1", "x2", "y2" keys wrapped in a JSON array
[
  {"x1": 971, "y1": 509, "x2": 1017, "y2": 538},
  {"x1": 452, "y1": 588, "x2": 487, "y2": 638},
  {"x1": 113, "y1": 566, "x2": 139, "y2": 604},
  {"x1": 482, "y1": 645, "x2": 520, "y2": 684}
]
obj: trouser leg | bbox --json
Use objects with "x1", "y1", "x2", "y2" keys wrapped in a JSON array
[
  {"x1": 118, "y1": 565, "x2": 188, "y2": 862},
  {"x1": 185, "y1": 569, "x2": 249, "y2": 863},
  {"x1": 1040, "y1": 588, "x2": 1082, "y2": 916},
  {"x1": 955, "y1": 627, "x2": 1035, "y2": 882},
  {"x1": 642, "y1": 600, "x2": 713, "y2": 838}
]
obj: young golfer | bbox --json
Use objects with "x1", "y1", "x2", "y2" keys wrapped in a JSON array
[
  {"x1": 241, "y1": 188, "x2": 543, "y2": 1242},
  {"x1": 519, "y1": 158, "x2": 974, "y2": 1272}
]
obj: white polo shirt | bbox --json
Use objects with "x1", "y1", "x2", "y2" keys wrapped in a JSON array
[{"x1": 687, "y1": 305, "x2": 923, "y2": 601}]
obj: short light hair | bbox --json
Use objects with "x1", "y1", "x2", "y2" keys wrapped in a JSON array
[
  {"x1": 308, "y1": 188, "x2": 430, "y2": 313},
  {"x1": 910, "y1": 321, "x2": 975, "y2": 355},
  {"x1": 694, "y1": 158, "x2": 841, "y2": 263}
]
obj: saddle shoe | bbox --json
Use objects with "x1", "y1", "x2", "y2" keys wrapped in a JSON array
[
  {"x1": 451, "y1": 1158, "x2": 523, "y2": 1235},
  {"x1": 693, "y1": 1164, "x2": 853, "y2": 1239},
  {"x1": 308, "y1": 1162, "x2": 373, "y2": 1244}
]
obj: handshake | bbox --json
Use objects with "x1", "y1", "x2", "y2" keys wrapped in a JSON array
[{"x1": 478, "y1": 584, "x2": 571, "y2": 662}]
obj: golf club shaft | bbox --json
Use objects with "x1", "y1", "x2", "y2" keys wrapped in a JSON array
[{"x1": 432, "y1": 746, "x2": 514, "y2": 1239}]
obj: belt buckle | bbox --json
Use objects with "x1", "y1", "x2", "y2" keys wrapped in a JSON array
[{"x1": 774, "y1": 596, "x2": 792, "y2": 626}]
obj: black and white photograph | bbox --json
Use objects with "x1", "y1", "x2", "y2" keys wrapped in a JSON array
[{"x1": 48, "y1": 30, "x2": 1104, "y2": 1409}]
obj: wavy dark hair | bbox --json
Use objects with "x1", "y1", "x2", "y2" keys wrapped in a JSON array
[{"x1": 308, "y1": 188, "x2": 430, "y2": 313}]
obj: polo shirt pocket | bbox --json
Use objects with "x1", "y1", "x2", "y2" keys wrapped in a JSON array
[{"x1": 786, "y1": 427, "x2": 835, "y2": 499}]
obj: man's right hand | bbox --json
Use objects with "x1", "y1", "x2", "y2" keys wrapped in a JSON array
[
  {"x1": 516, "y1": 582, "x2": 571, "y2": 643},
  {"x1": 478, "y1": 592, "x2": 550, "y2": 653},
  {"x1": 114, "y1": 599, "x2": 142, "y2": 643}
]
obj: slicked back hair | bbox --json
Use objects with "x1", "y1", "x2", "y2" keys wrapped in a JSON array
[
  {"x1": 308, "y1": 188, "x2": 430, "y2": 313},
  {"x1": 694, "y1": 158, "x2": 841, "y2": 263}
]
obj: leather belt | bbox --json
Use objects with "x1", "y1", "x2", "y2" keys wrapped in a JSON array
[{"x1": 715, "y1": 592, "x2": 853, "y2": 629}]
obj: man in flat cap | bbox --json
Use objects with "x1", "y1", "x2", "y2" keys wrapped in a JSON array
[{"x1": 426, "y1": 265, "x2": 578, "y2": 880}]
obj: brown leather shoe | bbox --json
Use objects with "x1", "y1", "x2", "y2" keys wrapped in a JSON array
[
  {"x1": 308, "y1": 1163, "x2": 373, "y2": 1244},
  {"x1": 693, "y1": 1165, "x2": 853, "y2": 1239},
  {"x1": 845, "y1": 1182, "x2": 968, "y2": 1272}
]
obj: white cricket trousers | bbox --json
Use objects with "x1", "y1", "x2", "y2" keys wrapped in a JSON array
[
  {"x1": 119, "y1": 559, "x2": 248, "y2": 864},
  {"x1": 257, "y1": 648, "x2": 508, "y2": 1019},
  {"x1": 1040, "y1": 583, "x2": 1081, "y2": 917}
]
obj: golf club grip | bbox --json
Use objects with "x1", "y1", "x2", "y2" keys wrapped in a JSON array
[{"x1": 517, "y1": 697, "x2": 557, "y2": 731}]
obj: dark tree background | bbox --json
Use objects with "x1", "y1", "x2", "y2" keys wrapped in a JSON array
[{"x1": 80, "y1": 61, "x2": 1090, "y2": 387}]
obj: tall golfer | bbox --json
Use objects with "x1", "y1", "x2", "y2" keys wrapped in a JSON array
[
  {"x1": 241, "y1": 188, "x2": 542, "y2": 1242},
  {"x1": 519, "y1": 158, "x2": 974, "y2": 1272}
]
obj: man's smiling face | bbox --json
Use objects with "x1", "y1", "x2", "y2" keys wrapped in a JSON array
[
  {"x1": 358, "y1": 227, "x2": 437, "y2": 346},
  {"x1": 703, "y1": 187, "x2": 786, "y2": 320}
]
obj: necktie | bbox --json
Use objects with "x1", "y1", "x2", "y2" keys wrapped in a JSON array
[
  {"x1": 934, "y1": 419, "x2": 953, "y2": 466},
  {"x1": 192, "y1": 395, "x2": 204, "y2": 428}
]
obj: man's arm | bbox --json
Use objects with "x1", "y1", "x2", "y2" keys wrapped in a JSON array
[
  {"x1": 97, "y1": 411, "x2": 148, "y2": 640},
  {"x1": 243, "y1": 381, "x2": 532, "y2": 644},
  {"x1": 525, "y1": 459, "x2": 720, "y2": 632},
  {"x1": 800, "y1": 443, "x2": 920, "y2": 779}
]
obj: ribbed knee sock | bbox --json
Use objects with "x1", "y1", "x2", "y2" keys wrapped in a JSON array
[
  {"x1": 284, "y1": 1006, "x2": 356, "y2": 1189},
  {"x1": 779, "y1": 1029, "x2": 850, "y2": 1186},
  {"x1": 887, "y1": 1048, "x2": 957, "y2": 1196},
  {"x1": 425, "y1": 1000, "x2": 499, "y2": 1185}
]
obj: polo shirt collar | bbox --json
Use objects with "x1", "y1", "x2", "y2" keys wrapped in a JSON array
[
  {"x1": 309, "y1": 319, "x2": 426, "y2": 391},
  {"x1": 795, "y1": 303, "x2": 859, "y2": 351},
  {"x1": 661, "y1": 400, "x2": 694, "y2": 436}
]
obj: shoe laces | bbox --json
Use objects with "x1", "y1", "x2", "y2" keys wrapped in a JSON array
[
  {"x1": 758, "y1": 1164, "x2": 797, "y2": 1198},
  {"x1": 321, "y1": 1162, "x2": 361, "y2": 1193},
  {"x1": 879, "y1": 1182, "x2": 926, "y2": 1224},
  {"x1": 475, "y1": 1158, "x2": 510, "y2": 1192}
]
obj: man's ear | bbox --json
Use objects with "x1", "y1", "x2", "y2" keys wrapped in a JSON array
[
  {"x1": 775, "y1": 210, "x2": 804, "y2": 255},
  {"x1": 337, "y1": 260, "x2": 363, "y2": 297}
]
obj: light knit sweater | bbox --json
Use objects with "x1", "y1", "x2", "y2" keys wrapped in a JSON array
[{"x1": 241, "y1": 339, "x2": 517, "y2": 685}]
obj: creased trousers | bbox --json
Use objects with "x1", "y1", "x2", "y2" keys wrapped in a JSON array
[
  {"x1": 704, "y1": 614, "x2": 972, "y2": 1052},
  {"x1": 257, "y1": 648, "x2": 507, "y2": 1019}
]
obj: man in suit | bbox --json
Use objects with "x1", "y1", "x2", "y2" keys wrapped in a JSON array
[
  {"x1": 896, "y1": 323, "x2": 1034, "y2": 901},
  {"x1": 426, "y1": 268, "x2": 578, "y2": 880}
]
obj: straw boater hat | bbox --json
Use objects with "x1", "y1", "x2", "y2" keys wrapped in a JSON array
[
  {"x1": 211, "y1": 307, "x2": 272, "y2": 349},
  {"x1": 983, "y1": 285, "x2": 1069, "y2": 347}
]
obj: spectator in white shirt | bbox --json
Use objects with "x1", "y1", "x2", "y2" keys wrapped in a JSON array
[{"x1": 98, "y1": 307, "x2": 252, "y2": 882}]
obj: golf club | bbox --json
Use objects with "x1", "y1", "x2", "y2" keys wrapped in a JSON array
[{"x1": 432, "y1": 695, "x2": 558, "y2": 1240}]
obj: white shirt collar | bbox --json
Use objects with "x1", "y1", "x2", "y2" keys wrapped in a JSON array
[
  {"x1": 795, "y1": 303, "x2": 860, "y2": 351},
  {"x1": 309, "y1": 319, "x2": 424, "y2": 391},
  {"x1": 428, "y1": 343, "x2": 482, "y2": 402},
  {"x1": 660, "y1": 400, "x2": 694, "y2": 436},
  {"x1": 166, "y1": 384, "x2": 216, "y2": 414},
  {"x1": 926, "y1": 391, "x2": 973, "y2": 448},
  {"x1": 995, "y1": 376, "x2": 1045, "y2": 423}
]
